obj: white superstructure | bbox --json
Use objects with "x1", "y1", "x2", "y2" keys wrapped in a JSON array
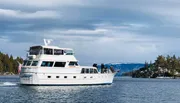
[{"x1": 20, "y1": 39, "x2": 117, "y2": 86}]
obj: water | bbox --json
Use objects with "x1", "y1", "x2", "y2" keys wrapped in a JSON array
[{"x1": 0, "y1": 76, "x2": 180, "y2": 103}]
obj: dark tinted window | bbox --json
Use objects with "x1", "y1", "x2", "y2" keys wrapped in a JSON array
[
  {"x1": 90, "y1": 68, "x2": 94, "y2": 73},
  {"x1": 23, "y1": 60, "x2": 28, "y2": 66},
  {"x1": 41, "y1": 61, "x2": 54, "y2": 67},
  {"x1": 94, "y1": 69, "x2": 98, "y2": 73},
  {"x1": 26, "y1": 61, "x2": 32, "y2": 66},
  {"x1": 54, "y1": 49, "x2": 63, "y2": 55},
  {"x1": 86, "y1": 69, "x2": 89, "y2": 73},
  {"x1": 32, "y1": 61, "x2": 38, "y2": 66},
  {"x1": 65, "y1": 50, "x2": 73, "y2": 55},
  {"x1": 44, "y1": 48, "x2": 53, "y2": 55},
  {"x1": 29, "y1": 46, "x2": 42, "y2": 55},
  {"x1": 54, "y1": 62, "x2": 66, "y2": 67},
  {"x1": 81, "y1": 68, "x2": 85, "y2": 73},
  {"x1": 69, "y1": 62, "x2": 78, "y2": 66}
]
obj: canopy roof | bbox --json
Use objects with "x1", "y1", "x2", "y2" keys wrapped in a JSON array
[{"x1": 30, "y1": 45, "x2": 73, "y2": 50}]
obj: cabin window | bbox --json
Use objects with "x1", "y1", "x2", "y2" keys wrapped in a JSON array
[
  {"x1": 81, "y1": 68, "x2": 85, "y2": 73},
  {"x1": 73, "y1": 76, "x2": 76, "y2": 78},
  {"x1": 90, "y1": 68, "x2": 94, "y2": 74},
  {"x1": 26, "y1": 61, "x2": 32, "y2": 66},
  {"x1": 23, "y1": 60, "x2": 28, "y2": 66},
  {"x1": 54, "y1": 62, "x2": 66, "y2": 67},
  {"x1": 41, "y1": 61, "x2": 54, "y2": 67},
  {"x1": 29, "y1": 46, "x2": 42, "y2": 55},
  {"x1": 65, "y1": 50, "x2": 73, "y2": 55},
  {"x1": 94, "y1": 69, "x2": 98, "y2": 73},
  {"x1": 86, "y1": 69, "x2": 89, "y2": 73},
  {"x1": 64, "y1": 76, "x2": 67, "y2": 78},
  {"x1": 69, "y1": 62, "x2": 78, "y2": 66},
  {"x1": 44, "y1": 48, "x2": 53, "y2": 55},
  {"x1": 48, "y1": 76, "x2": 51, "y2": 78},
  {"x1": 32, "y1": 61, "x2": 38, "y2": 66},
  {"x1": 54, "y1": 49, "x2": 63, "y2": 55},
  {"x1": 56, "y1": 76, "x2": 59, "y2": 78}
]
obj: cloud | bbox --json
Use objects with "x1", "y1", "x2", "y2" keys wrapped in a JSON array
[
  {"x1": 49, "y1": 29, "x2": 108, "y2": 35},
  {"x1": 0, "y1": 0, "x2": 84, "y2": 8},
  {"x1": 0, "y1": 9, "x2": 60, "y2": 19},
  {"x1": 1, "y1": 0, "x2": 180, "y2": 65}
]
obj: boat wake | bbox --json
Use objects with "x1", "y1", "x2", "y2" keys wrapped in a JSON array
[{"x1": 0, "y1": 82, "x2": 17, "y2": 87}]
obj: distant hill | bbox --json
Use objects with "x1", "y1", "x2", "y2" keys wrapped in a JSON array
[{"x1": 98, "y1": 63, "x2": 144, "y2": 76}]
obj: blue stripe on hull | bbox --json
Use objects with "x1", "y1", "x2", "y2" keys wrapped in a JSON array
[{"x1": 20, "y1": 83, "x2": 112, "y2": 86}]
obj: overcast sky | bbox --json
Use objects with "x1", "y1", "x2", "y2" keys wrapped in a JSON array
[{"x1": 0, "y1": 0, "x2": 180, "y2": 65}]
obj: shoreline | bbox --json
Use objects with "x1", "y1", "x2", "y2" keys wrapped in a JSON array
[{"x1": 0, "y1": 74, "x2": 19, "y2": 76}]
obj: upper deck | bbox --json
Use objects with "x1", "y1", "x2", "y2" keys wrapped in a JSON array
[
  {"x1": 29, "y1": 45, "x2": 74, "y2": 55},
  {"x1": 26, "y1": 44, "x2": 77, "y2": 62}
]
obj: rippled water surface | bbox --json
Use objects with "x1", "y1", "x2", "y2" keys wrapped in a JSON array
[{"x1": 1, "y1": 76, "x2": 180, "y2": 103}]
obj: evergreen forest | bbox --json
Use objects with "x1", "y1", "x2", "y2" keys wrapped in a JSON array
[
  {"x1": 0, "y1": 52, "x2": 23, "y2": 75},
  {"x1": 123, "y1": 55, "x2": 180, "y2": 78}
]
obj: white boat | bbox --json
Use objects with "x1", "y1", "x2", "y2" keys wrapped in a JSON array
[{"x1": 19, "y1": 39, "x2": 117, "y2": 86}]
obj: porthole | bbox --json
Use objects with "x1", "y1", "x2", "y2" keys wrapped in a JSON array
[
  {"x1": 73, "y1": 76, "x2": 76, "y2": 78},
  {"x1": 56, "y1": 76, "x2": 59, "y2": 78},
  {"x1": 48, "y1": 76, "x2": 51, "y2": 78},
  {"x1": 64, "y1": 76, "x2": 67, "y2": 78}
]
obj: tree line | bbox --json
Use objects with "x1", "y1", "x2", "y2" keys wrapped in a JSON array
[
  {"x1": 0, "y1": 52, "x2": 23, "y2": 74},
  {"x1": 123, "y1": 55, "x2": 180, "y2": 78}
]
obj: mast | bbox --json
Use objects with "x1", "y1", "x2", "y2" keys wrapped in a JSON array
[{"x1": 44, "y1": 39, "x2": 53, "y2": 46}]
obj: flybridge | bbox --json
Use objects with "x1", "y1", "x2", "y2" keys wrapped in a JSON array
[
  {"x1": 28, "y1": 40, "x2": 74, "y2": 56},
  {"x1": 26, "y1": 39, "x2": 77, "y2": 63},
  {"x1": 29, "y1": 46, "x2": 74, "y2": 56}
]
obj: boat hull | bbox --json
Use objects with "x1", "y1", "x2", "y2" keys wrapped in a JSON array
[{"x1": 20, "y1": 73, "x2": 116, "y2": 86}]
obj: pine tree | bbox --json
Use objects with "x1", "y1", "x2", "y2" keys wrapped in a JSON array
[
  {"x1": 0, "y1": 52, "x2": 24, "y2": 74},
  {"x1": 0, "y1": 61, "x2": 3, "y2": 73},
  {"x1": 144, "y1": 61, "x2": 149, "y2": 69}
]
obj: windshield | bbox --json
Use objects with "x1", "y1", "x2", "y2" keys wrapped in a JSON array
[
  {"x1": 69, "y1": 61, "x2": 78, "y2": 66},
  {"x1": 65, "y1": 50, "x2": 74, "y2": 55},
  {"x1": 23, "y1": 60, "x2": 28, "y2": 66},
  {"x1": 29, "y1": 46, "x2": 42, "y2": 55}
]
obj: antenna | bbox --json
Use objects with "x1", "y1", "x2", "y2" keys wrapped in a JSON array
[{"x1": 44, "y1": 39, "x2": 53, "y2": 46}]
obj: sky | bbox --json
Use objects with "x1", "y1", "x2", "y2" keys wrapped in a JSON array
[{"x1": 0, "y1": 0, "x2": 180, "y2": 65}]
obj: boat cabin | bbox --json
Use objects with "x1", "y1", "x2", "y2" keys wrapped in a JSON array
[{"x1": 23, "y1": 45, "x2": 78, "y2": 68}]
